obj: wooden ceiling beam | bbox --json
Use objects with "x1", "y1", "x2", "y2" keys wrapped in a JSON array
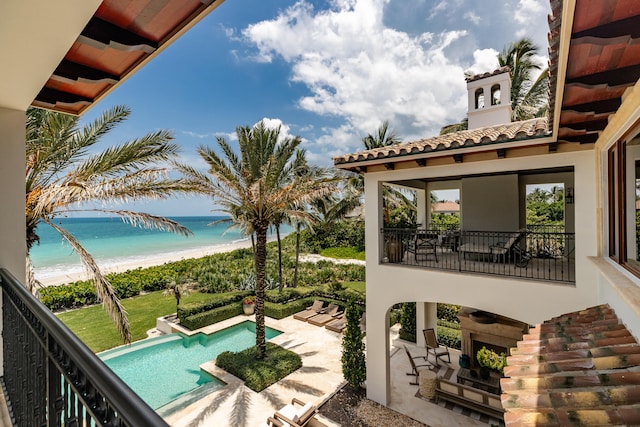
[
  {"x1": 566, "y1": 63, "x2": 640, "y2": 87},
  {"x1": 558, "y1": 118, "x2": 609, "y2": 132},
  {"x1": 51, "y1": 59, "x2": 120, "y2": 84},
  {"x1": 562, "y1": 98, "x2": 621, "y2": 114},
  {"x1": 78, "y1": 17, "x2": 158, "y2": 53},
  {"x1": 34, "y1": 87, "x2": 93, "y2": 107},
  {"x1": 572, "y1": 15, "x2": 640, "y2": 41}
]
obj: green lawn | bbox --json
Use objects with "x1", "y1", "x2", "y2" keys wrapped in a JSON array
[
  {"x1": 320, "y1": 246, "x2": 365, "y2": 260},
  {"x1": 57, "y1": 290, "x2": 215, "y2": 353},
  {"x1": 342, "y1": 281, "x2": 366, "y2": 294}
]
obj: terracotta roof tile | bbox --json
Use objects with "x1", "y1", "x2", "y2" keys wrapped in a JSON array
[
  {"x1": 465, "y1": 66, "x2": 511, "y2": 83},
  {"x1": 501, "y1": 304, "x2": 640, "y2": 426},
  {"x1": 333, "y1": 117, "x2": 550, "y2": 166}
]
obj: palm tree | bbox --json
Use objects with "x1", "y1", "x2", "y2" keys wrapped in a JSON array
[
  {"x1": 163, "y1": 281, "x2": 191, "y2": 310},
  {"x1": 26, "y1": 105, "x2": 192, "y2": 343},
  {"x1": 176, "y1": 122, "x2": 331, "y2": 358},
  {"x1": 361, "y1": 120, "x2": 402, "y2": 149},
  {"x1": 497, "y1": 38, "x2": 549, "y2": 121}
]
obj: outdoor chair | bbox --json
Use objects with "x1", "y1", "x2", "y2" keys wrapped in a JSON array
[
  {"x1": 423, "y1": 328, "x2": 451, "y2": 366},
  {"x1": 404, "y1": 345, "x2": 431, "y2": 385},
  {"x1": 293, "y1": 300, "x2": 326, "y2": 321},
  {"x1": 459, "y1": 229, "x2": 527, "y2": 263},
  {"x1": 308, "y1": 303, "x2": 343, "y2": 326},
  {"x1": 274, "y1": 398, "x2": 318, "y2": 427},
  {"x1": 408, "y1": 232, "x2": 438, "y2": 262},
  {"x1": 325, "y1": 313, "x2": 347, "y2": 333}
]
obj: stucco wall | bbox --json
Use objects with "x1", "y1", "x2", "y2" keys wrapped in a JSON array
[{"x1": 364, "y1": 148, "x2": 598, "y2": 405}]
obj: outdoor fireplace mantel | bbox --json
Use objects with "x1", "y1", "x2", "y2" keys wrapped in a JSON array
[{"x1": 457, "y1": 310, "x2": 528, "y2": 367}]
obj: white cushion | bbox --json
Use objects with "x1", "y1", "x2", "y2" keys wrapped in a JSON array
[
  {"x1": 296, "y1": 402, "x2": 314, "y2": 420},
  {"x1": 278, "y1": 404, "x2": 297, "y2": 422}
]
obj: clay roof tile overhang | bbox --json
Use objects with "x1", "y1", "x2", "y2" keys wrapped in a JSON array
[
  {"x1": 548, "y1": 0, "x2": 640, "y2": 145},
  {"x1": 32, "y1": 0, "x2": 225, "y2": 115},
  {"x1": 501, "y1": 304, "x2": 640, "y2": 426}
]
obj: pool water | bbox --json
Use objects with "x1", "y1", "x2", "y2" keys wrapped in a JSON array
[{"x1": 99, "y1": 321, "x2": 282, "y2": 409}]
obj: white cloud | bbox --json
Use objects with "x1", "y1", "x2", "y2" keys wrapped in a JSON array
[
  {"x1": 463, "y1": 11, "x2": 480, "y2": 25},
  {"x1": 243, "y1": 0, "x2": 470, "y2": 142},
  {"x1": 514, "y1": 0, "x2": 546, "y2": 24},
  {"x1": 466, "y1": 48, "x2": 499, "y2": 75}
]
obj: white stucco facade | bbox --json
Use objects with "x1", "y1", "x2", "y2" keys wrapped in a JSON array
[{"x1": 364, "y1": 149, "x2": 599, "y2": 405}]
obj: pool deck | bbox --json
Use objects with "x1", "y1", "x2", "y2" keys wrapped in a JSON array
[
  {"x1": 156, "y1": 315, "x2": 497, "y2": 427},
  {"x1": 162, "y1": 314, "x2": 344, "y2": 427}
]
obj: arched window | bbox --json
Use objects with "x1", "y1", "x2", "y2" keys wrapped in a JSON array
[
  {"x1": 491, "y1": 84, "x2": 501, "y2": 105},
  {"x1": 475, "y1": 88, "x2": 485, "y2": 109}
]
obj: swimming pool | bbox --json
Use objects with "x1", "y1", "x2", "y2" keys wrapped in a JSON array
[{"x1": 99, "y1": 321, "x2": 282, "y2": 410}]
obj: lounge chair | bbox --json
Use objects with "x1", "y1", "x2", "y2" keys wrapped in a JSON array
[
  {"x1": 325, "y1": 313, "x2": 346, "y2": 333},
  {"x1": 459, "y1": 229, "x2": 527, "y2": 262},
  {"x1": 423, "y1": 328, "x2": 450, "y2": 366},
  {"x1": 293, "y1": 300, "x2": 325, "y2": 321},
  {"x1": 404, "y1": 345, "x2": 431, "y2": 385},
  {"x1": 274, "y1": 398, "x2": 318, "y2": 427},
  {"x1": 307, "y1": 304, "x2": 342, "y2": 326}
]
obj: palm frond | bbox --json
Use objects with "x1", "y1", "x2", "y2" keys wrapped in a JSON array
[{"x1": 45, "y1": 219, "x2": 131, "y2": 343}]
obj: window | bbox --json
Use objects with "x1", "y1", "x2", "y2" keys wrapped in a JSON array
[
  {"x1": 475, "y1": 89, "x2": 485, "y2": 109},
  {"x1": 608, "y1": 128, "x2": 640, "y2": 273},
  {"x1": 491, "y1": 84, "x2": 501, "y2": 106}
]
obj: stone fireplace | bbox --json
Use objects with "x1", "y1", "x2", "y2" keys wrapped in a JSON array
[{"x1": 458, "y1": 309, "x2": 528, "y2": 367}]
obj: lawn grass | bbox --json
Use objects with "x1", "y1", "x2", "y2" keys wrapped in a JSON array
[
  {"x1": 320, "y1": 246, "x2": 365, "y2": 260},
  {"x1": 216, "y1": 342, "x2": 302, "y2": 392},
  {"x1": 57, "y1": 290, "x2": 216, "y2": 353},
  {"x1": 342, "y1": 281, "x2": 366, "y2": 294}
]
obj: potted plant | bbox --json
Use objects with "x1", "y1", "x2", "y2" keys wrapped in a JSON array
[
  {"x1": 476, "y1": 346, "x2": 507, "y2": 379},
  {"x1": 242, "y1": 296, "x2": 255, "y2": 315}
]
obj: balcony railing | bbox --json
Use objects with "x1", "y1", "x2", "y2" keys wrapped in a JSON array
[
  {"x1": 381, "y1": 227, "x2": 575, "y2": 283},
  {"x1": 0, "y1": 268, "x2": 168, "y2": 427}
]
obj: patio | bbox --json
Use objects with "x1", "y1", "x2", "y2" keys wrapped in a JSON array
[{"x1": 160, "y1": 315, "x2": 502, "y2": 426}]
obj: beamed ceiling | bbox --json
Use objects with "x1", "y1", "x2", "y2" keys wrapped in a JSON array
[
  {"x1": 31, "y1": 0, "x2": 224, "y2": 115},
  {"x1": 549, "y1": 0, "x2": 640, "y2": 144}
]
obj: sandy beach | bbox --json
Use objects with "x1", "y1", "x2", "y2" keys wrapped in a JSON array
[{"x1": 37, "y1": 239, "x2": 257, "y2": 287}]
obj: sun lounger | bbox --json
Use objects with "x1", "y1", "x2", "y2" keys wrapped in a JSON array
[
  {"x1": 324, "y1": 313, "x2": 346, "y2": 333},
  {"x1": 274, "y1": 398, "x2": 318, "y2": 427},
  {"x1": 307, "y1": 304, "x2": 342, "y2": 326},
  {"x1": 293, "y1": 300, "x2": 325, "y2": 321}
]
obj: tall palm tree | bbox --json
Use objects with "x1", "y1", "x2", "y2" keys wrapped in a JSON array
[
  {"x1": 497, "y1": 38, "x2": 549, "y2": 121},
  {"x1": 26, "y1": 105, "x2": 192, "y2": 343},
  {"x1": 177, "y1": 122, "x2": 331, "y2": 358}
]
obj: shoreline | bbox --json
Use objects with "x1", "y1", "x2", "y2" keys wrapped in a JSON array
[{"x1": 37, "y1": 239, "x2": 257, "y2": 287}]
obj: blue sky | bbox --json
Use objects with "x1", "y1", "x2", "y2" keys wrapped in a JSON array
[{"x1": 82, "y1": 0, "x2": 551, "y2": 216}]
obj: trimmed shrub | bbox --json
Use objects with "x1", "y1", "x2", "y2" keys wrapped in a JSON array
[
  {"x1": 181, "y1": 304, "x2": 243, "y2": 330},
  {"x1": 399, "y1": 302, "x2": 417, "y2": 342},
  {"x1": 437, "y1": 325, "x2": 462, "y2": 350},
  {"x1": 264, "y1": 298, "x2": 314, "y2": 320},
  {"x1": 437, "y1": 319, "x2": 461, "y2": 330},
  {"x1": 216, "y1": 342, "x2": 302, "y2": 392},
  {"x1": 341, "y1": 298, "x2": 366, "y2": 387},
  {"x1": 177, "y1": 291, "x2": 250, "y2": 319},
  {"x1": 264, "y1": 287, "x2": 315, "y2": 304}
]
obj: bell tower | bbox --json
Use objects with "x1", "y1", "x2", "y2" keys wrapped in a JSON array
[{"x1": 466, "y1": 67, "x2": 512, "y2": 129}]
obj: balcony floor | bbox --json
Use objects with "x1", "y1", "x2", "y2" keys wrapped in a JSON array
[{"x1": 389, "y1": 249, "x2": 575, "y2": 283}]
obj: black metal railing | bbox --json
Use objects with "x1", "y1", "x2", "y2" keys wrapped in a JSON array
[
  {"x1": 381, "y1": 228, "x2": 575, "y2": 283},
  {"x1": 0, "y1": 268, "x2": 168, "y2": 427}
]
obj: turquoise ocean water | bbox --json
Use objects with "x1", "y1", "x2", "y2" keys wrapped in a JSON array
[{"x1": 30, "y1": 216, "x2": 279, "y2": 281}]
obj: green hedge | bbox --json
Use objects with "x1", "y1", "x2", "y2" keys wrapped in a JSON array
[
  {"x1": 39, "y1": 281, "x2": 98, "y2": 310},
  {"x1": 178, "y1": 291, "x2": 250, "y2": 319},
  {"x1": 437, "y1": 319, "x2": 461, "y2": 330},
  {"x1": 264, "y1": 298, "x2": 314, "y2": 320},
  {"x1": 216, "y1": 342, "x2": 302, "y2": 392},
  {"x1": 181, "y1": 304, "x2": 243, "y2": 330},
  {"x1": 437, "y1": 325, "x2": 462, "y2": 350},
  {"x1": 264, "y1": 288, "x2": 315, "y2": 303}
]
